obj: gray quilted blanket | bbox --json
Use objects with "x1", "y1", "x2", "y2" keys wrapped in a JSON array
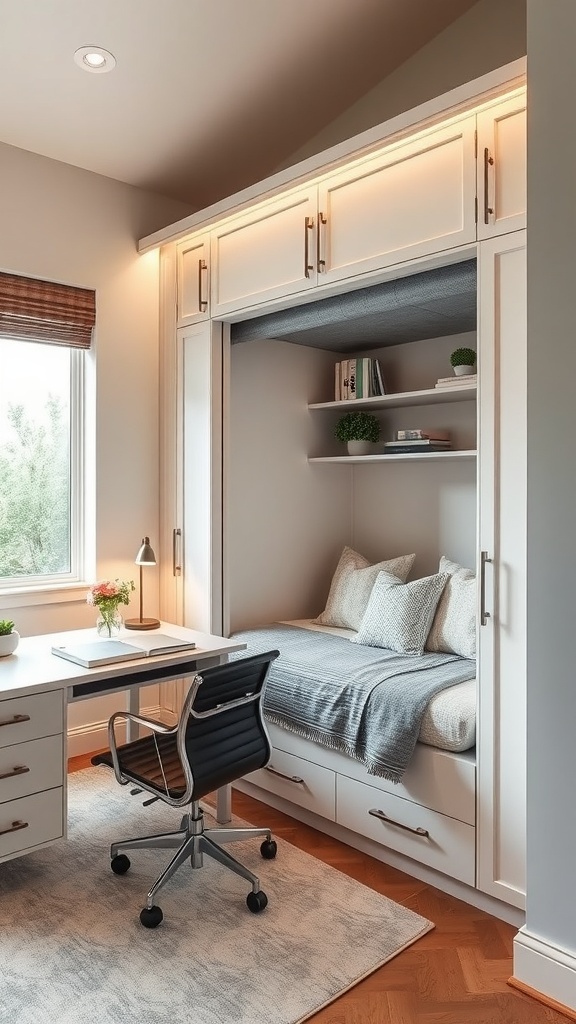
[{"x1": 230, "y1": 624, "x2": 475, "y2": 783}]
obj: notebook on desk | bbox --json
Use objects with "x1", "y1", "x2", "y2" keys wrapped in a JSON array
[{"x1": 51, "y1": 634, "x2": 197, "y2": 668}]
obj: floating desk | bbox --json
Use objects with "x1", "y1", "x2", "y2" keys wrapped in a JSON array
[{"x1": 0, "y1": 623, "x2": 246, "y2": 865}]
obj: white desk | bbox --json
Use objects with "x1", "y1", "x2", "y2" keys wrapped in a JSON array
[{"x1": 0, "y1": 623, "x2": 246, "y2": 865}]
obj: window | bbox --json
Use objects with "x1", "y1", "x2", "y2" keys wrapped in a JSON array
[{"x1": 0, "y1": 272, "x2": 95, "y2": 590}]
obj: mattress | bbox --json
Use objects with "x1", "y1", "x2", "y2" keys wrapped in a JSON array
[{"x1": 283, "y1": 620, "x2": 476, "y2": 753}]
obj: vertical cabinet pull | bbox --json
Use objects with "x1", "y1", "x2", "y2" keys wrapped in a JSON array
[
  {"x1": 317, "y1": 212, "x2": 327, "y2": 271},
  {"x1": 197, "y1": 258, "x2": 208, "y2": 312},
  {"x1": 483, "y1": 147, "x2": 495, "y2": 223},
  {"x1": 480, "y1": 550, "x2": 492, "y2": 625},
  {"x1": 172, "y1": 528, "x2": 182, "y2": 577},
  {"x1": 304, "y1": 215, "x2": 314, "y2": 278}
]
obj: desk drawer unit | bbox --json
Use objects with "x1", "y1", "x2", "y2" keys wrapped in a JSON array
[
  {"x1": 0, "y1": 787, "x2": 63, "y2": 861},
  {"x1": 0, "y1": 734, "x2": 64, "y2": 803},
  {"x1": 244, "y1": 748, "x2": 336, "y2": 820},
  {"x1": 0, "y1": 690, "x2": 63, "y2": 746},
  {"x1": 337, "y1": 775, "x2": 475, "y2": 885}
]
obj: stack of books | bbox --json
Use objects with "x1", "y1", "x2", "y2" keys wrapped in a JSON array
[
  {"x1": 384, "y1": 428, "x2": 452, "y2": 454},
  {"x1": 435, "y1": 373, "x2": 477, "y2": 389},
  {"x1": 335, "y1": 357, "x2": 386, "y2": 400}
]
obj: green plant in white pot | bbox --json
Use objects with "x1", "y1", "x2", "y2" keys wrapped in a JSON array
[
  {"x1": 0, "y1": 619, "x2": 19, "y2": 657},
  {"x1": 450, "y1": 346, "x2": 477, "y2": 376},
  {"x1": 335, "y1": 411, "x2": 380, "y2": 456}
]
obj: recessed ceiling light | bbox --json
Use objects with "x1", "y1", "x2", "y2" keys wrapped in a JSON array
[{"x1": 74, "y1": 46, "x2": 116, "y2": 74}]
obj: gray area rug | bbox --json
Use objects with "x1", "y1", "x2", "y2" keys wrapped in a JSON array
[{"x1": 0, "y1": 768, "x2": 433, "y2": 1024}]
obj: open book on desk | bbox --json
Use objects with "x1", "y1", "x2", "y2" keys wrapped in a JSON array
[{"x1": 51, "y1": 634, "x2": 197, "y2": 669}]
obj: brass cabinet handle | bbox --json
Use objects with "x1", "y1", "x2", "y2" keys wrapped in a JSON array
[
  {"x1": 197, "y1": 258, "x2": 208, "y2": 312},
  {"x1": 483, "y1": 147, "x2": 495, "y2": 223},
  {"x1": 0, "y1": 714, "x2": 30, "y2": 728},
  {"x1": 480, "y1": 550, "x2": 492, "y2": 625},
  {"x1": 0, "y1": 819, "x2": 29, "y2": 839},
  {"x1": 265, "y1": 765, "x2": 304, "y2": 785},
  {"x1": 172, "y1": 528, "x2": 182, "y2": 577},
  {"x1": 0, "y1": 765, "x2": 30, "y2": 782},
  {"x1": 368, "y1": 807, "x2": 429, "y2": 838},
  {"x1": 317, "y1": 211, "x2": 327, "y2": 271},
  {"x1": 304, "y1": 215, "x2": 314, "y2": 278}
]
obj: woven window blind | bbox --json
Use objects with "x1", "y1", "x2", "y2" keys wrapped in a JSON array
[{"x1": 0, "y1": 272, "x2": 95, "y2": 349}]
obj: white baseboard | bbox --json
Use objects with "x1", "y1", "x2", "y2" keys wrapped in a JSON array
[
  {"x1": 66, "y1": 706, "x2": 177, "y2": 759},
  {"x1": 513, "y1": 926, "x2": 576, "y2": 1014}
]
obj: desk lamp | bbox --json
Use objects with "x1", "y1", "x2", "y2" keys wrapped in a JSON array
[{"x1": 125, "y1": 537, "x2": 161, "y2": 630}]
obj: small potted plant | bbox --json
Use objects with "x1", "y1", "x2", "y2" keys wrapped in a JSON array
[
  {"x1": 0, "y1": 619, "x2": 19, "y2": 658},
  {"x1": 450, "y1": 347, "x2": 477, "y2": 376},
  {"x1": 335, "y1": 411, "x2": 380, "y2": 456}
]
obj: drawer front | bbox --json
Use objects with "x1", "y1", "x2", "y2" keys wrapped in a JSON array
[
  {"x1": 0, "y1": 691, "x2": 63, "y2": 747},
  {"x1": 337, "y1": 775, "x2": 475, "y2": 885},
  {"x1": 244, "y1": 748, "x2": 336, "y2": 820},
  {"x1": 0, "y1": 787, "x2": 63, "y2": 860},
  {"x1": 0, "y1": 734, "x2": 64, "y2": 804}
]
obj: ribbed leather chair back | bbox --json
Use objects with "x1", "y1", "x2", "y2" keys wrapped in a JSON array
[{"x1": 186, "y1": 651, "x2": 279, "y2": 801}]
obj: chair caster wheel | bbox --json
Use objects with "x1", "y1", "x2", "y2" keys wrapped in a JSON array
[
  {"x1": 111, "y1": 854, "x2": 130, "y2": 874},
  {"x1": 260, "y1": 838, "x2": 277, "y2": 860},
  {"x1": 140, "y1": 905, "x2": 163, "y2": 928},
  {"x1": 247, "y1": 890, "x2": 268, "y2": 913}
]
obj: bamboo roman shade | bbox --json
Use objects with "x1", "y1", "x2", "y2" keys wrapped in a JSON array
[{"x1": 0, "y1": 272, "x2": 96, "y2": 348}]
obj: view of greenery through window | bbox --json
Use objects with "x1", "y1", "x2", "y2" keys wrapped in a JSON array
[{"x1": 0, "y1": 339, "x2": 71, "y2": 580}]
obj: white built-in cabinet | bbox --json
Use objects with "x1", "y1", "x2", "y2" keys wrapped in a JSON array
[
  {"x1": 176, "y1": 234, "x2": 210, "y2": 325},
  {"x1": 477, "y1": 230, "x2": 527, "y2": 910},
  {"x1": 476, "y1": 93, "x2": 527, "y2": 240}
]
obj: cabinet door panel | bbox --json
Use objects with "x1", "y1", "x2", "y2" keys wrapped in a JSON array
[
  {"x1": 477, "y1": 93, "x2": 526, "y2": 239},
  {"x1": 211, "y1": 188, "x2": 317, "y2": 316},
  {"x1": 318, "y1": 116, "x2": 476, "y2": 285},
  {"x1": 176, "y1": 234, "x2": 210, "y2": 325},
  {"x1": 477, "y1": 230, "x2": 527, "y2": 909}
]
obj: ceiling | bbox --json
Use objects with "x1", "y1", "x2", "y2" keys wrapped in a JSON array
[{"x1": 0, "y1": 0, "x2": 478, "y2": 210}]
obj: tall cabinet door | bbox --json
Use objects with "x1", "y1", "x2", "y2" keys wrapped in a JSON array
[
  {"x1": 477, "y1": 92, "x2": 526, "y2": 240},
  {"x1": 477, "y1": 230, "x2": 527, "y2": 909},
  {"x1": 176, "y1": 321, "x2": 224, "y2": 635}
]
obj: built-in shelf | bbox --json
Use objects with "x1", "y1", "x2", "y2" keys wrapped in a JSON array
[
  {"x1": 309, "y1": 450, "x2": 477, "y2": 464},
  {"x1": 308, "y1": 383, "x2": 476, "y2": 412}
]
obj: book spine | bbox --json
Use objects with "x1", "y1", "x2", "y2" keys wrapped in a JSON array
[
  {"x1": 335, "y1": 361, "x2": 341, "y2": 401},
  {"x1": 356, "y1": 357, "x2": 363, "y2": 399},
  {"x1": 375, "y1": 360, "x2": 386, "y2": 396},
  {"x1": 363, "y1": 358, "x2": 371, "y2": 398},
  {"x1": 348, "y1": 358, "x2": 357, "y2": 399},
  {"x1": 341, "y1": 359, "x2": 349, "y2": 400}
]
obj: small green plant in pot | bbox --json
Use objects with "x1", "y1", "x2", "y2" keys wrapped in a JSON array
[
  {"x1": 450, "y1": 346, "x2": 477, "y2": 376},
  {"x1": 335, "y1": 410, "x2": 380, "y2": 456},
  {"x1": 0, "y1": 619, "x2": 19, "y2": 658}
]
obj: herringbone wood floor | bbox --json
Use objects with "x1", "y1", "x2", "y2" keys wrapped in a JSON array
[{"x1": 69, "y1": 754, "x2": 569, "y2": 1024}]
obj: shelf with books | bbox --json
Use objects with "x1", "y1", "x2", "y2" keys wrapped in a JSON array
[
  {"x1": 308, "y1": 449, "x2": 477, "y2": 464},
  {"x1": 309, "y1": 382, "x2": 477, "y2": 412}
]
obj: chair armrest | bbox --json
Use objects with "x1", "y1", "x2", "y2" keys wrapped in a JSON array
[{"x1": 107, "y1": 712, "x2": 176, "y2": 786}]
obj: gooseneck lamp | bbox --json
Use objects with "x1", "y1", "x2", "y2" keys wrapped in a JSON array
[{"x1": 124, "y1": 537, "x2": 161, "y2": 630}]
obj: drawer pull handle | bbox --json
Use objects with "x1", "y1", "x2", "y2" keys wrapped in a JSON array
[
  {"x1": 0, "y1": 819, "x2": 29, "y2": 838},
  {"x1": 265, "y1": 765, "x2": 304, "y2": 785},
  {"x1": 0, "y1": 765, "x2": 30, "y2": 782},
  {"x1": 368, "y1": 808, "x2": 429, "y2": 838},
  {"x1": 0, "y1": 714, "x2": 31, "y2": 728}
]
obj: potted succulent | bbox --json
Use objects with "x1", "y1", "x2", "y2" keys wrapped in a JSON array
[
  {"x1": 450, "y1": 346, "x2": 477, "y2": 376},
  {"x1": 0, "y1": 619, "x2": 19, "y2": 657},
  {"x1": 335, "y1": 411, "x2": 380, "y2": 456}
]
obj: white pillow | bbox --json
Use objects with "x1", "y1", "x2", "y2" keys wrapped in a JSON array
[
  {"x1": 352, "y1": 570, "x2": 449, "y2": 656},
  {"x1": 426, "y1": 556, "x2": 476, "y2": 659},
  {"x1": 315, "y1": 546, "x2": 416, "y2": 631}
]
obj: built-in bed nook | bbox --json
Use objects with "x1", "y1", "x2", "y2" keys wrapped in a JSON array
[{"x1": 226, "y1": 258, "x2": 480, "y2": 889}]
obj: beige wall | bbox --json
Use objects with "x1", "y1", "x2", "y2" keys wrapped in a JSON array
[{"x1": 283, "y1": 0, "x2": 526, "y2": 167}]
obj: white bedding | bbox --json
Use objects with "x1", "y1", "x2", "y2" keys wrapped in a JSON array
[{"x1": 283, "y1": 619, "x2": 476, "y2": 753}]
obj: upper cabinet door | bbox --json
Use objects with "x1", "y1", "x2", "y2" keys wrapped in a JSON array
[
  {"x1": 476, "y1": 92, "x2": 526, "y2": 240},
  {"x1": 211, "y1": 186, "x2": 318, "y2": 317},
  {"x1": 317, "y1": 116, "x2": 477, "y2": 286},
  {"x1": 176, "y1": 234, "x2": 210, "y2": 325}
]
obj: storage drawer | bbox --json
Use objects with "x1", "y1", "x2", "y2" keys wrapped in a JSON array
[
  {"x1": 0, "y1": 691, "x2": 63, "y2": 747},
  {"x1": 337, "y1": 775, "x2": 475, "y2": 884},
  {"x1": 0, "y1": 787, "x2": 63, "y2": 861},
  {"x1": 0, "y1": 734, "x2": 64, "y2": 804},
  {"x1": 244, "y1": 748, "x2": 336, "y2": 820}
]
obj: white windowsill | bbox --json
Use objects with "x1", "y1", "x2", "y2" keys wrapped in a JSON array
[{"x1": 0, "y1": 582, "x2": 90, "y2": 610}]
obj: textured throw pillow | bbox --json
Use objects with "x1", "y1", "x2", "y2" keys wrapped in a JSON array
[
  {"x1": 352, "y1": 570, "x2": 450, "y2": 656},
  {"x1": 315, "y1": 546, "x2": 416, "y2": 631},
  {"x1": 426, "y1": 556, "x2": 477, "y2": 659}
]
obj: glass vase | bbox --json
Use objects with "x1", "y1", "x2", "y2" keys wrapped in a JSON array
[{"x1": 96, "y1": 606, "x2": 123, "y2": 638}]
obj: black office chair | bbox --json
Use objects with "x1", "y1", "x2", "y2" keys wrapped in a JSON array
[{"x1": 92, "y1": 650, "x2": 280, "y2": 928}]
